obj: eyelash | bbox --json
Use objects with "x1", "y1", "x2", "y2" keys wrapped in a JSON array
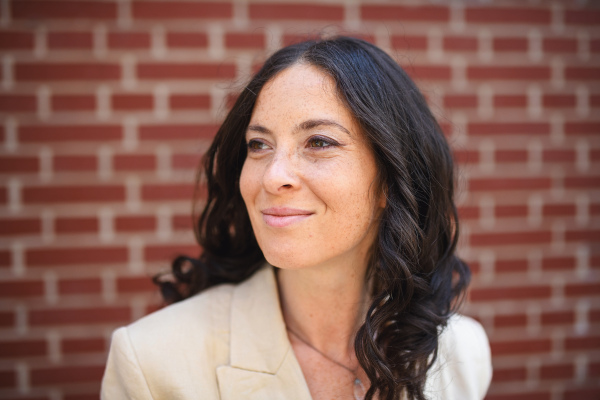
[{"x1": 246, "y1": 136, "x2": 339, "y2": 152}]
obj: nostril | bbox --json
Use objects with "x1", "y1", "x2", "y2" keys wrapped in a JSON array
[{"x1": 282, "y1": 184, "x2": 292, "y2": 188}]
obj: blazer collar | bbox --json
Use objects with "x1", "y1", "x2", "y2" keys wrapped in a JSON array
[{"x1": 216, "y1": 265, "x2": 312, "y2": 400}]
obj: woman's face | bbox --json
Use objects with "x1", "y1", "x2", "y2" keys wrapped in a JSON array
[{"x1": 240, "y1": 64, "x2": 383, "y2": 271}]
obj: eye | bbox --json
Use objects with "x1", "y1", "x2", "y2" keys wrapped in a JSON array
[
  {"x1": 307, "y1": 136, "x2": 337, "y2": 149},
  {"x1": 247, "y1": 139, "x2": 269, "y2": 151}
]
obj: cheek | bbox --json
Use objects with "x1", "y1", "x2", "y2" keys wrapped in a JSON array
[{"x1": 239, "y1": 162, "x2": 257, "y2": 207}]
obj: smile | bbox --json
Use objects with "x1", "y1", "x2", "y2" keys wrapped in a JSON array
[{"x1": 261, "y1": 207, "x2": 314, "y2": 228}]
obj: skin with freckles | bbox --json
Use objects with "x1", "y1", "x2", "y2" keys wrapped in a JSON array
[{"x1": 240, "y1": 63, "x2": 384, "y2": 399}]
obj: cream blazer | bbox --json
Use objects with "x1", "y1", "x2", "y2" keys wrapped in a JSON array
[{"x1": 101, "y1": 266, "x2": 492, "y2": 399}]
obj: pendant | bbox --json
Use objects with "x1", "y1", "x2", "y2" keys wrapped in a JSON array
[{"x1": 354, "y1": 378, "x2": 366, "y2": 400}]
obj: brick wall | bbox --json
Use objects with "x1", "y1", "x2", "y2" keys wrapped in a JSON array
[{"x1": 0, "y1": 1, "x2": 598, "y2": 399}]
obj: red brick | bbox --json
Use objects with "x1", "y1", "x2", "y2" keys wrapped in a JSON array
[
  {"x1": 117, "y1": 276, "x2": 155, "y2": 293},
  {"x1": 0, "y1": 217, "x2": 40, "y2": 235},
  {"x1": 469, "y1": 177, "x2": 551, "y2": 191},
  {"x1": 390, "y1": 35, "x2": 427, "y2": 51},
  {"x1": 133, "y1": 2, "x2": 232, "y2": 19},
  {"x1": 361, "y1": 5, "x2": 449, "y2": 22},
  {"x1": 0, "y1": 281, "x2": 44, "y2": 298},
  {"x1": 0, "y1": 94, "x2": 36, "y2": 111},
  {"x1": 493, "y1": 37, "x2": 528, "y2": 52},
  {"x1": 495, "y1": 259, "x2": 528, "y2": 273},
  {"x1": 225, "y1": 33, "x2": 264, "y2": 49},
  {"x1": 543, "y1": 203, "x2": 576, "y2": 217},
  {"x1": 172, "y1": 153, "x2": 202, "y2": 169},
  {"x1": 494, "y1": 95, "x2": 527, "y2": 108},
  {"x1": 541, "y1": 311, "x2": 575, "y2": 325},
  {"x1": 471, "y1": 231, "x2": 551, "y2": 246},
  {"x1": 565, "y1": 122, "x2": 600, "y2": 135},
  {"x1": 493, "y1": 367, "x2": 526, "y2": 382},
  {"x1": 0, "y1": 156, "x2": 39, "y2": 173},
  {"x1": 23, "y1": 185, "x2": 125, "y2": 204},
  {"x1": 16, "y1": 63, "x2": 120, "y2": 81},
  {"x1": 0, "y1": 370, "x2": 16, "y2": 388},
  {"x1": 466, "y1": 7, "x2": 550, "y2": 24},
  {"x1": 144, "y1": 244, "x2": 199, "y2": 262},
  {"x1": 59, "y1": 278, "x2": 102, "y2": 294},
  {"x1": 490, "y1": 338, "x2": 552, "y2": 355},
  {"x1": 112, "y1": 94, "x2": 153, "y2": 110},
  {"x1": 565, "y1": 67, "x2": 600, "y2": 81},
  {"x1": 29, "y1": 307, "x2": 130, "y2": 326},
  {"x1": 543, "y1": 149, "x2": 575, "y2": 163},
  {"x1": 543, "y1": 94, "x2": 576, "y2": 108},
  {"x1": 0, "y1": 311, "x2": 15, "y2": 327},
  {"x1": 142, "y1": 184, "x2": 194, "y2": 201},
  {"x1": 403, "y1": 65, "x2": 451, "y2": 81},
  {"x1": 564, "y1": 389, "x2": 600, "y2": 400},
  {"x1": 250, "y1": 3, "x2": 343, "y2": 20},
  {"x1": 443, "y1": 36, "x2": 477, "y2": 52},
  {"x1": 30, "y1": 365, "x2": 104, "y2": 385},
  {"x1": 107, "y1": 31, "x2": 149, "y2": 50},
  {"x1": 592, "y1": 309, "x2": 600, "y2": 322},
  {"x1": 471, "y1": 285, "x2": 551, "y2": 301},
  {"x1": 542, "y1": 256, "x2": 575, "y2": 270},
  {"x1": 166, "y1": 32, "x2": 208, "y2": 48},
  {"x1": 54, "y1": 155, "x2": 97, "y2": 171},
  {"x1": 593, "y1": 40, "x2": 600, "y2": 54},
  {"x1": 0, "y1": 31, "x2": 34, "y2": 49},
  {"x1": 20, "y1": 125, "x2": 121, "y2": 142},
  {"x1": 565, "y1": 176, "x2": 600, "y2": 189},
  {"x1": 468, "y1": 66, "x2": 550, "y2": 80},
  {"x1": 543, "y1": 38, "x2": 577, "y2": 53},
  {"x1": 540, "y1": 364, "x2": 574, "y2": 380},
  {"x1": 170, "y1": 94, "x2": 210, "y2": 110},
  {"x1": 137, "y1": 63, "x2": 236, "y2": 79},
  {"x1": 564, "y1": 9, "x2": 600, "y2": 25},
  {"x1": 47, "y1": 31, "x2": 92, "y2": 49},
  {"x1": 114, "y1": 154, "x2": 155, "y2": 171},
  {"x1": 469, "y1": 122, "x2": 549, "y2": 135},
  {"x1": 453, "y1": 150, "x2": 479, "y2": 164},
  {"x1": 495, "y1": 313, "x2": 527, "y2": 328},
  {"x1": 495, "y1": 150, "x2": 527, "y2": 163},
  {"x1": 140, "y1": 124, "x2": 218, "y2": 140},
  {"x1": 115, "y1": 216, "x2": 155, "y2": 232},
  {"x1": 457, "y1": 206, "x2": 479, "y2": 220},
  {"x1": 52, "y1": 94, "x2": 96, "y2": 111},
  {"x1": 444, "y1": 94, "x2": 477, "y2": 109},
  {"x1": 495, "y1": 204, "x2": 527, "y2": 218},
  {"x1": 486, "y1": 393, "x2": 550, "y2": 400},
  {"x1": 26, "y1": 246, "x2": 127, "y2": 266},
  {"x1": 565, "y1": 229, "x2": 600, "y2": 242},
  {"x1": 591, "y1": 361, "x2": 600, "y2": 377},
  {"x1": 62, "y1": 337, "x2": 105, "y2": 354},
  {"x1": 564, "y1": 335, "x2": 600, "y2": 351},
  {"x1": 565, "y1": 283, "x2": 600, "y2": 297},
  {"x1": 173, "y1": 214, "x2": 193, "y2": 230},
  {"x1": 0, "y1": 250, "x2": 10, "y2": 267},
  {"x1": 12, "y1": 1, "x2": 117, "y2": 19},
  {"x1": 0, "y1": 340, "x2": 46, "y2": 358}
]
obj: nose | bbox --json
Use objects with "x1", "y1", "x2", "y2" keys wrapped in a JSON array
[{"x1": 262, "y1": 151, "x2": 300, "y2": 194}]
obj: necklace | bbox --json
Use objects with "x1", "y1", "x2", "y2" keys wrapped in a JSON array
[{"x1": 286, "y1": 327, "x2": 366, "y2": 400}]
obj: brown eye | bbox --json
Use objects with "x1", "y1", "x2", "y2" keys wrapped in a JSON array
[
  {"x1": 247, "y1": 140, "x2": 268, "y2": 150},
  {"x1": 308, "y1": 137, "x2": 334, "y2": 148}
]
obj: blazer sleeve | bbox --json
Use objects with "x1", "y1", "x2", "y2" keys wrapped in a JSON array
[
  {"x1": 425, "y1": 315, "x2": 493, "y2": 400},
  {"x1": 101, "y1": 327, "x2": 154, "y2": 400}
]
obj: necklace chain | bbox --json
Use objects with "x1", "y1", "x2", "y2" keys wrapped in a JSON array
[{"x1": 286, "y1": 327, "x2": 367, "y2": 400}]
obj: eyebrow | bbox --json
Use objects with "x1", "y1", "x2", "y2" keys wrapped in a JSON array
[{"x1": 246, "y1": 119, "x2": 353, "y2": 137}]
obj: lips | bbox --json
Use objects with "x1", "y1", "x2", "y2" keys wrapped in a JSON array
[{"x1": 261, "y1": 207, "x2": 314, "y2": 228}]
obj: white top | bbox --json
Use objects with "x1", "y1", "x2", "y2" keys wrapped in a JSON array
[{"x1": 101, "y1": 266, "x2": 492, "y2": 399}]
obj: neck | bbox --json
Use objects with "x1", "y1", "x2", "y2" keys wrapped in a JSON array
[{"x1": 277, "y1": 261, "x2": 370, "y2": 364}]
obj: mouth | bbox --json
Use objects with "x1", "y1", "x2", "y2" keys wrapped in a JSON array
[{"x1": 261, "y1": 207, "x2": 314, "y2": 228}]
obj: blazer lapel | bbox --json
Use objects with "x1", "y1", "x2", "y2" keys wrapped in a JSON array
[{"x1": 216, "y1": 266, "x2": 312, "y2": 400}]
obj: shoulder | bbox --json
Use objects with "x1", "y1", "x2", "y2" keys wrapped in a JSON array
[{"x1": 425, "y1": 314, "x2": 493, "y2": 400}]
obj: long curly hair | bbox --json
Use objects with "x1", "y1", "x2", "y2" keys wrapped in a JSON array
[{"x1": 154, "y1": 36, "x2": 470, "y2": 400}]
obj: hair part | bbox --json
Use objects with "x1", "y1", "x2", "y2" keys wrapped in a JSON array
[{"x1": 154, "y1": 36, "x2": 470, "y2": 400}]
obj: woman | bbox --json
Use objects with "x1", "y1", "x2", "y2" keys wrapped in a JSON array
[{"x1": 101, "y1": 36, "x2": 492, "y2": 400}]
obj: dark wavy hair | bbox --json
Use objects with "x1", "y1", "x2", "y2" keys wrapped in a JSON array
[{"x1": 154, "y1": 36, "x2": 470, "y2": 400}]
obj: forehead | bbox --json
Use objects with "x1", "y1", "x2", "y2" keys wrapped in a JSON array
[{"x1": 251, "y1": 64, "x2": 354, "y2": 125}]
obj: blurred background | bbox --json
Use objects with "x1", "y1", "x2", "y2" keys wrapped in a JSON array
[{"x1": 0, "y1": 0, "x2": 598, "y2": 399}]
